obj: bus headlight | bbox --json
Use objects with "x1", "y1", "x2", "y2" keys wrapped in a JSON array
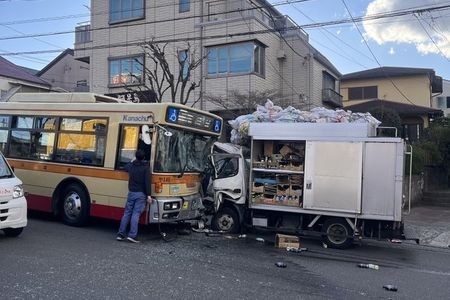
[
  {"x1": 163, "y1": 202, "x2": 180, "y2": 210},
  {"x1": 13, "y1": 185, "x2": 24, "y2": 198}
]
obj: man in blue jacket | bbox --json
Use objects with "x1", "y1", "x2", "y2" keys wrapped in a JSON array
[{"x1": 117, "y1": 149, "x2": 152, "y2": 243}]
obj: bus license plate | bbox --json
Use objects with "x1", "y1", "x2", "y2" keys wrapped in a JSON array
[{"x1": 170, "y1": 185, "x2": 180, "y2": 194}]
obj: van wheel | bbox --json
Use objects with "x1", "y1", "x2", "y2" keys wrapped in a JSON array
[
  {"x1": 321, "y1": 218, "x2": 354, "y2": 249},
  {"x1": 61, "y1": 184, "x2": 90, "y2": 227},
  {"x1": 211, "y1": 207, "x2": 240, "y2": 234},
  {"x1": 3, "y1": 227, "x2": 24, "y2": 237}
]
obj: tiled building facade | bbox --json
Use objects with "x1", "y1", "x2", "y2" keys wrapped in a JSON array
[{"x1": 74, "y1": 0, "x2": 342, "y2": 112}]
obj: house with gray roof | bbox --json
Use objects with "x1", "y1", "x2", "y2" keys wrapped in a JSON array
[{"x1": 0, "y1": 56, "x2": 51, "y2": 101}]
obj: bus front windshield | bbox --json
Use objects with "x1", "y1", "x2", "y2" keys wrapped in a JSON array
[{"x1": 154, "y1": 127, "x2": 217, "y2": 173}]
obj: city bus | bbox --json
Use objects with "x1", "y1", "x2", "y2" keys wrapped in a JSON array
[{"x1": 0, "y1": 92, "x2": 222, "y2": 227}]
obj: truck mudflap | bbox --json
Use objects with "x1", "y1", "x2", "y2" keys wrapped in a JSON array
[{"x1": 402, "y1": 227, "x2": 420, "y2": 244}]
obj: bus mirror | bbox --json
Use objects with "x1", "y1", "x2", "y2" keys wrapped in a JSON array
[
  {"x1": 141, "y1": 125, "x2": 152, "y2": 145},
  {"x1": 154, "y1": 123, "x2": 172, "y2": 137}
]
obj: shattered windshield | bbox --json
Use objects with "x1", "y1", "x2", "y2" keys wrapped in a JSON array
[{"x1": 153, "y1": 127, "x2": 217, "y2": 173}]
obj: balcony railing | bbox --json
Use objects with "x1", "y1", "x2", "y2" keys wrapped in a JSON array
[
  {"x1": 206, "y1": 0, "x2": 308, "y2": 40},
  {"x1": 322, "y1": 88, "x2": 343, "y2": 108},
  {"x1": 75, "y1": 24, "x2": 91, "y2": 44}
]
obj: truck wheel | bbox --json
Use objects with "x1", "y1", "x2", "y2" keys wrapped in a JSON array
[
  {"x1": 3, "y1": 227, "x2": 24, "y2": 237},
  {"x1": 61, "y1": 184, "x2": 90, "y2": 227},
  {"x1": 321, "y1": 218, "x2": 354, "y2": 249},
  {"x1": 211, "y1": 207, "x2": 240, "y2": 234}
]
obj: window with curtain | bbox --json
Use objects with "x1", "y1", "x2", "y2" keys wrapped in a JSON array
[{"x1": 109, "y1": 56, "x2": 143, "y2": 86}]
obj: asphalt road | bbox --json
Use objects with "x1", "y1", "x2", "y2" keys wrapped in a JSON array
[{"x1": 1, "y1": 213, "x2": 449, "y2": 300}]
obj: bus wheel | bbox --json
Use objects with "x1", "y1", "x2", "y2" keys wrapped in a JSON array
[
  {"x1": 61, "y1": 184, "x2": 89, "y2": 227},
  {"x1": 3, "y1": 227, "x2": 24, "y2": 237},
  {"x1": 321, "y1": 218, "x2": 354, "y2": 249},
  {"x1": 211, "y1": 207, "x2": 240, "y2": 234}
]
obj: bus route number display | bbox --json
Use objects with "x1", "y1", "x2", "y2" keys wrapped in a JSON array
[{"x1": 166, "y1": 107, "x2": 222, "y2": 134}]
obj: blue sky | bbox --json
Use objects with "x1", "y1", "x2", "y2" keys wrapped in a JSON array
[{"x1": 1, "y1": 0, "x2": 450, "y2": 80}]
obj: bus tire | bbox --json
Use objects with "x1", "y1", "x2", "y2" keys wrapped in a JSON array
[
  {"x1": 61, "y1": 184, "x2": 90, "y2": 227},
  {"x1": 321, "y1": 218, "x2": 354, "y2": 249},
  {"x1": 3, "y1": 227, "x2": 24, "y2": 237},
  {"x1": 211, "y1": 207, "x2": 240, "y2": 234}
]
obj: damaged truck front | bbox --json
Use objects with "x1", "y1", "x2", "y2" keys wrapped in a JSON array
[{"x1": 206, "y1": 122, "x2": 418, "y2": 249}]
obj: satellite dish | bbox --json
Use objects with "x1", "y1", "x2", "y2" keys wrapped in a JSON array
[{"x1": 141, "y1": 125, "x2": 151, "y2": 145}]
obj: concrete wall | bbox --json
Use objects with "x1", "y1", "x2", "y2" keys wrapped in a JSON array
[
  {"x1": 404, "y1": 174, "x2": 424, "y2": 207},
  {"x1": 404, "y1": 167, "x2": 449, "y2": 207}
]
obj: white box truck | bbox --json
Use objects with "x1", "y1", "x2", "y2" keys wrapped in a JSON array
[
  {"x1": 207, "y1": 122, "x2": 417, "y2": 249},
  {"x1": 0, "y1": 151, "x2": 27, "y2": 237}
]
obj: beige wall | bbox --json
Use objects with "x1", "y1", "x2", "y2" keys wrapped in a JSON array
[
  {"x1": 38, "y1": 55, "x2": 90, "y2": 92},
  {"x1": 341, "y1": 74, "x2": 432, "y2": 107}
]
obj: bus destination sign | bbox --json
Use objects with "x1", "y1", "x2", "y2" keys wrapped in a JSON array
[{"x1": 166, "y1": 107, "x2": 222, "y2": 134}]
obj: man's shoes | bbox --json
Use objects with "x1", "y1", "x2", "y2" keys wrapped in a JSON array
[
  {"x1": 127, "y1": 236, "x2": 140, "y2": 243},
  {"x1": 116, "y1": 234, "x2": 126, "y2": 241}
]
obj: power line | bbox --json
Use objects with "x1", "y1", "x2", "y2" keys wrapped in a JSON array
[
  {"x1": 287, "y1": 1, "x2": 373, "y2": 68},
  {"x1": 1, "y1": 3, "x2": 449, "y2": 58},
  {"x1": 341, "y1": 0, "x2": 416, "y2": 106},
  {"x1": 2, "y1": 1, "x2": 449, "y2": 43},
  {"x1": 415, "y1": 13, "x2": 450, "y2": 64}
]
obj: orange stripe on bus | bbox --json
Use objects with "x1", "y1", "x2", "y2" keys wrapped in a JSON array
[
  {"x1": 8, "y1": 159, "x2": 128, "y2": 180},
  {"x1": 8, "y1": 159, "x2": 201, "y2": 184}
]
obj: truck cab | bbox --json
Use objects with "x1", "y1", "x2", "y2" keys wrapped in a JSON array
[
  {"x1": 0, "y1": 151, "x2": 27, "y2": 237},
  {"x1": 207, "y1": 142, "x2": 249, "y2": 233}
]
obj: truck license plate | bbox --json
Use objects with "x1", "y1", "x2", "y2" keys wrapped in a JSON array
[{"x1": 170, "y1": 185, "x2": 180, "y2": 194}]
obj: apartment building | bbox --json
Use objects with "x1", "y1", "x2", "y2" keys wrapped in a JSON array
[{"x1": 74, "y1": 0, "x2": 342, "y2": 113}]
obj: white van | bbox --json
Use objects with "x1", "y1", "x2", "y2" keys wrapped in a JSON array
[{"x1": 0, "y1": 151, "x2": 27, "y2": 237}]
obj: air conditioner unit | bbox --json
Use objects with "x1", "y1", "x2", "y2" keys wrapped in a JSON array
[{"x1": 276, "y1": 50, "x2": 287, "y2": 59}]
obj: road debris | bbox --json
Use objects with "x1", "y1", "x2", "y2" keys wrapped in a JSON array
[
  {"x1": 383, "y1": 285, "x2": 398, "y2": 292},
  {"x1": 286, "y1": 246, "x2": 308, "y2": 252},
  {"x1": 357, "y1": 263, "x2": 379, "y2": 270},
  {"x1": 275, "y1": 262, "x2": 287, "y2": 268}
]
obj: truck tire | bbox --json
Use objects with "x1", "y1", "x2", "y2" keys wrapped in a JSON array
[
  {"x1": 3, "y1": 227, "x2": 24, "y2": 237},
  {"x1": 321, "y1": 218, "x2": 354, "y2": 249},
  {"x1": 60, "y1": 184, "x2": 90, "y2": 227},
  {"x1": 211, "y1": 207, "x2": 240, "y2": 234}
]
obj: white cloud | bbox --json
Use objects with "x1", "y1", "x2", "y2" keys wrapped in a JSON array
[
  {"x1": 389, "y1": 47, "x2": 395, "y2": 54},
  {"x1": 363, "y1": 0, "x2": 450, "y2": 56}
]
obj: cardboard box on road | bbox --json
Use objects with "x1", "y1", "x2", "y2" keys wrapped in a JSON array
[{"x1": 275, "y1": 234, "x2": 300, "y2": 248}]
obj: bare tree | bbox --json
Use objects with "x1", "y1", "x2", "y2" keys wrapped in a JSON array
[
  {"x1": 204, "y1": 89, "x2": 290, "y2": 119},
  {"x1": 127, "y1": 39, "x2": 207, "y2": 106}
]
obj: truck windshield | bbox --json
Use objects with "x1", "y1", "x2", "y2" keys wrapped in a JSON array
[{"x1": 153, "y1": 127, "x2": 216, "y2": 173}]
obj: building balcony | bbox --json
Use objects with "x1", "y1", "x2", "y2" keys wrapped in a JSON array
[
  {"x1": 322, "y1": 88, "x2": 343, "y2": 108},
  {"x1": 74, "y1": 23, "x2": 92, "y2": 63},
  {"x1": 75, "y1": 23, "x2": 92, "y2": 44},
  {"x1": 205, "y1": 0, "x2": 308, "y2": 41}
]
